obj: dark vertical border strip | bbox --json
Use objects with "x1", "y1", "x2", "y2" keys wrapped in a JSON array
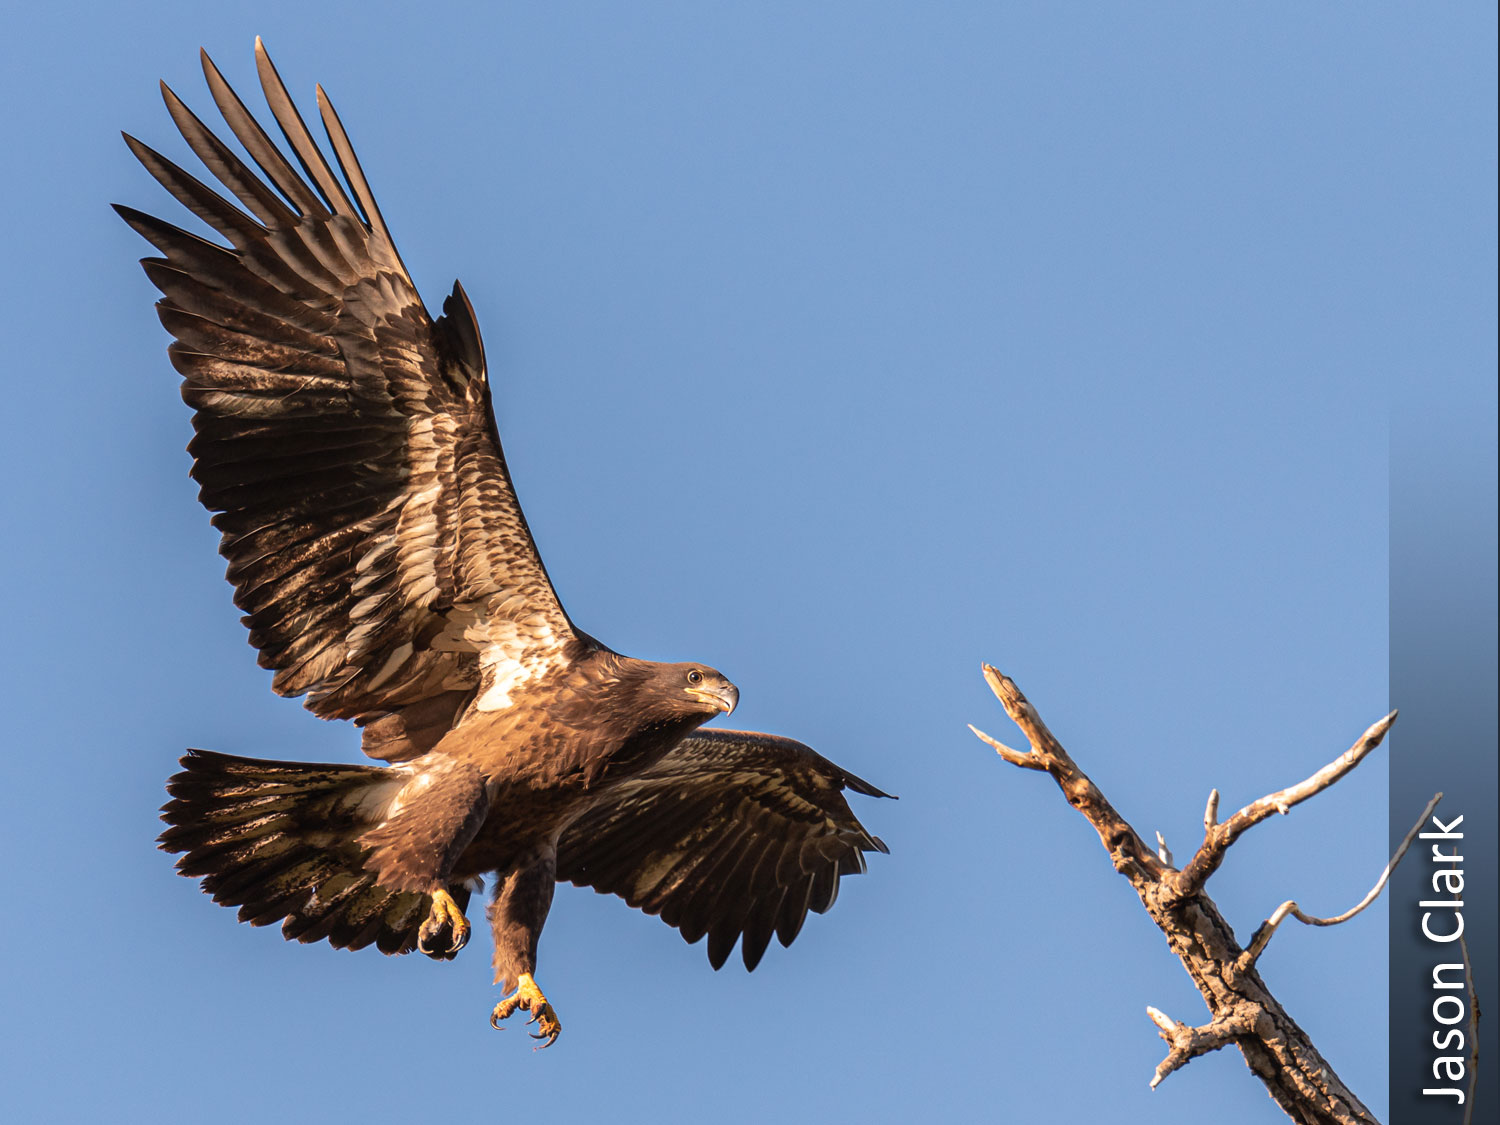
[{"x1": 1389, "y1": 370, "x2": 1499, "y2": 1122}]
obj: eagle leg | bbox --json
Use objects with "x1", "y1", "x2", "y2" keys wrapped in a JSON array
[
  {"x1": 490, "y1": 972, "x2": 561, "y2": 1047},
  {"x1": 418, "y1": 888, "x2": 471, "y2": 957},
  {"x1": 485, "y1": 845, "x2": 559, "y2": 1044}
]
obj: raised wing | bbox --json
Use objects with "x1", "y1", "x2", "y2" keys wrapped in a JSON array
[
  {"x1": 117, "y1": 41, "x2": 578, "y2": 741},
  {"x1": 555, "y1": 729, "x2": 892, "y2": 971}
]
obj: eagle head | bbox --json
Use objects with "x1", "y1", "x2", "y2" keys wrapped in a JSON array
[
  {"x1": 675, "y1": 664, "x2": 739, "y2": 717},
  {"x1": 592, "y1": 655, "x2": 739, "y2": 732}
]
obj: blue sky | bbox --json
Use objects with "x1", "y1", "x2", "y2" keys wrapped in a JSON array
[{"x1": 2, "y1": 4, "x2": 1492, "y2": 1122}]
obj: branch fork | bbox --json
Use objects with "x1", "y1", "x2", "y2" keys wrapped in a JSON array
[
  {"x1": 1169, "y1": 710, "x2": 1398, "y2": 902},
  {"x1": 972, "y1": 664, "x2": 1409, "y2": 1125}
]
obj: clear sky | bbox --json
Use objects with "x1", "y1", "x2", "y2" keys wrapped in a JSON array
[{"x1": 1, "y1": 4, "x2": 1492, "y2": 1123}]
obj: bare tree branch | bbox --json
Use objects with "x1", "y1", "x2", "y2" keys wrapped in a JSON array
[
  {"x1": 1242, "y1": 793, "x2": 1442, "y2": 966},
  {"x1": 974, "y1": 664, "x2": 1403, "y2": 1125},
  {"x1": 1436, "y1": 847, "x2": 1481, "y2": 1125},
  {"x1": 1173, "y1": 710, "x2": 1398, "y2": 899},
  {"x1": 977, "y1": 664, "x2": 1167, "y2": 883},
  {"x1": 1458, "y1": 922, "x2": 1479, "y2": 1125}
]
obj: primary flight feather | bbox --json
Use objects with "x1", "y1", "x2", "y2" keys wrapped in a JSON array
[{"x1": 120, "y1": 40, "x2": 889, "y2": 1043}]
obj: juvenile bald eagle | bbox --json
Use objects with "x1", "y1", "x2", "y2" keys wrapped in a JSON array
[{"x1": 121, "y1": 41, "x2": 889, "y2": 1044}]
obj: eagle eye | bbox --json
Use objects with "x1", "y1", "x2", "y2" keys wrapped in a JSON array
[{"x1": 686, "y1": 669, "x2": 704, "y2": 685}]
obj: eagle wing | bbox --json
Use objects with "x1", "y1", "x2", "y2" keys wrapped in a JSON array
[
  {"x1": 555, "y1": 728, "x2": 893, "y2": 971},
  {"x1": 118, "y1": 42, "x2": 577, "y2": 746}
]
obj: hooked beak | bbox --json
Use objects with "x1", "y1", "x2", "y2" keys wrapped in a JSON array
[{"x1": 690, "y1": 683, "x2": 739, "y2": 715}]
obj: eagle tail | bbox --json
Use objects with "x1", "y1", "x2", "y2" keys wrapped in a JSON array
[{"x1": 158, "y1": 749, "x2": 471, "y2": 958}]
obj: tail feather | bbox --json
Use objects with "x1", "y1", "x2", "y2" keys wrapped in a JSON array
[{"x1": 159, "y1": 748, "x2": 470, "y2": 958}]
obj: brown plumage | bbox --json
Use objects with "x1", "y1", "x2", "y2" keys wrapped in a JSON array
[{"x1": 126, "y1": 41, "x2": 889, "y2": 1041}]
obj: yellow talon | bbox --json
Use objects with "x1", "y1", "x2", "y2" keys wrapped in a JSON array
[
  {"x1": 417, "y1": 888, "x2": 470, "y2": 957},
  {"x1": 490, "y1": 972, "x2": 562, "y2": 1047}
]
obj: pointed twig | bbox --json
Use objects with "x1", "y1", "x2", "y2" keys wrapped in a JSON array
[
  {"x1": 975, "y1": 664, "x2": 1166, "y2": 880},
  {"x1": 1174, "y1": 711, "x2": 1397, "y2": 897},
  {"x1": 967, "y1": 723, "x2": 1045, "y2": 770},
  {"x1": 1146, "y1": 1006, "x2": 1255, "y2": 1089}
]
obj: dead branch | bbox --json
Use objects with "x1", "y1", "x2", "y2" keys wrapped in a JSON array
[
  {"x1": 971, "y1": 665, "x2": 1407, "y2": 1125},
  {"x1": 1436, "y1": 848, "x2": 1481, "y2": 1125},
  {"x1": 1172, "y1": 711, "x2": 1397, "y2": 900},
  {"x1": 1458, "y1": 923, "x2": 1479, "y2": 1125},
  {"x1": 1241, "y1": 794, "x2": 1441, "y2": 966}
]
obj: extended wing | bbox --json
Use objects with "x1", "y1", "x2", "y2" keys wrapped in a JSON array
[
  {"x1": 118, "y1": 41, "x2": 579, "y2": 749},
  {"x1": 555, "y1": 728, "x2": 892, "y2": 971}
]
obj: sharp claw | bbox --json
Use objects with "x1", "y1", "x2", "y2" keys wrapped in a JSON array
[
  {"x1": 419, "y1": 889, "x2": 470, "y2": 959},
  {"x1": 489, "y1": 972, "x2": 560, "y2": 1046}
]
